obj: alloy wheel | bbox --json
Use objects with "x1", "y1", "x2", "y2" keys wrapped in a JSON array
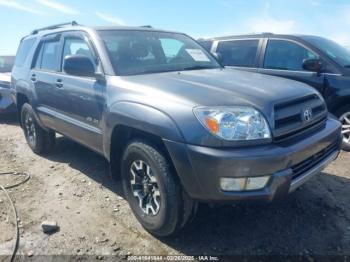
[
  {"x1": 130, "y1": 160, "x2": 161, "y2": 216},
  {"x1": 24, "y1": 112, "x2": 36, "y2": 147},
  {"x1": 340, "y1": 112, "x2": 350, "y2": 145}
]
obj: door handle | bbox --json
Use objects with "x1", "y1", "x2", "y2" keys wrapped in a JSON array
[
  {"x1": 55, "y1": 79, "x2": 63, "y2": 88},
  {"x1": 31, "y1": 74, "x2": 36, "y2": 82}
]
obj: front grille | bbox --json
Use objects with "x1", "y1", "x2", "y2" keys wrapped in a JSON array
[
  {"x1": 291, "y1": 141, "x2": 338, "y2": 180},
  {"x1": 273, "y1": 94, "x2": 327, "y2": 142}
]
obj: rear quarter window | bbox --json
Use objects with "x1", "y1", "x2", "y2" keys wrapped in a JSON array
[{"x1": 14, "y1": 38, "x2": 36, "y2": 67}]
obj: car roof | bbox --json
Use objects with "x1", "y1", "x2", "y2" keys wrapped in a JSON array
[
  {"x1": 198, "y1": 33, "x2": 321, "y2": 42},
  {"x1": 93, "y1": 25, "x2": 181, "y2": 34}
]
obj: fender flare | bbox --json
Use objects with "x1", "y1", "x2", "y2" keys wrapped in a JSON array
[{"x1": 104, "y1": 101, "x2": 185, "y2": 160}]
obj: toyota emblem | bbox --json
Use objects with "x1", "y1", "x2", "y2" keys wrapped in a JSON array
[{"x1": 302, "y1": 108, "x2": 313, "y2": 122}]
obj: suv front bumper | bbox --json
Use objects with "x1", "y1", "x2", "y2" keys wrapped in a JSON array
[{"x1": 164, "y1": 117, "x2": 341, "y2": 202}]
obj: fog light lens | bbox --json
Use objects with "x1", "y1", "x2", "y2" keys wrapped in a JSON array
[
  {"x1": 220, "y1": 176, "x2": 270, "y2": 191},
  {"x1": 220, "y1": 178, "x2": 246, "y2": 191},
  {"x1": 246, "y1": 176, "x2": 270, "y2": 190}
]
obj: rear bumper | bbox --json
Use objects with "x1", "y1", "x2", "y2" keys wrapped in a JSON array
[
  {"x1": 0, "y1": 88, "x2": 16, "y2": 114},
  {"x1": 164, "y1": 117, "x2": 341, "y2": 202}
]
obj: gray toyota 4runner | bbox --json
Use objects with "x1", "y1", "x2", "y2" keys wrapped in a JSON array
[{"x1": 12, "y1": 22, "x2": 341, "y2": 236}]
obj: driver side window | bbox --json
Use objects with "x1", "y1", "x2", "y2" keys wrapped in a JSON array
[
  {"x1": 264, "y1": 39, "x2": 318, "y2": 71},
  {"x1": 62, "y1": 37, "x2": 99, "y2": 73}
]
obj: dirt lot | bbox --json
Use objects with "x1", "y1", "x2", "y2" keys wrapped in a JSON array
[{"x1": 0, "y1": 115, "x2": 349, "y2": 260}]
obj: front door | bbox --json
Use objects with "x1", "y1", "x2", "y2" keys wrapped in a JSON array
[
  {"x1": 258, "y1": 38, "x2": 325, "y2": 95},
  {"x1": 54, "y1": 31, "x2": 105, "y2": 152}
]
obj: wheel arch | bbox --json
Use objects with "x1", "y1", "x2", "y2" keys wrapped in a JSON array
[
  {"x1": 105, "y1": 102, "x2": 185, "y2": 180},
  {"x1": 16, "y1": 92, "x2": 30, "y2": 127},
  {"x1": 330, "y1": 98, "x2": 350, "y2": 117}
]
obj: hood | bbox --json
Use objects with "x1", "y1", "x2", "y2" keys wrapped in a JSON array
[
  {"x1": 0, "y1": 72, "x2": 11, "y2": 83},
  {"x1": 109, "y1": 68, "x2": 323, "y2": 147},
  {"x1": 119, "y1": 68, "x2": 319, "y2": 115}
]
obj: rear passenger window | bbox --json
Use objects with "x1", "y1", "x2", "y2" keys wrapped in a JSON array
[
  {"x1": 264, "y1": 40, "x2": 318, "y2": 71},
  {"x1": 15, "y1": 38, "x2": 35, "y2": 66},
  {"x1": 216, "y1": 40, "x2": 259, "y2": 67},
  {"x1": 40, "y1": 41, "x2": 60, "y2": 71},
  {"x1": 34, "y1": 39, "x2": 60, "y2": 71}
]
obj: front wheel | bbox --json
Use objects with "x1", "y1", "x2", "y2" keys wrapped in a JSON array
[
  {"x1": 121, "y1": 141, "x2": 197, "y2": 237},
  {"x1": 21, "y1": 103, "x2": 55, "y2": 154},
  {"x1": 337, "y1": 106, "x2": 350, "y2": 152}
]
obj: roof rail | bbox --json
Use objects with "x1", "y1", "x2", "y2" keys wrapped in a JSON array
[
  {"x1": 31, "y1": 21, "x2": 78, "y2": 35},
  {"x1": 140, "y1": 25, "x2": 152, "y2": 28}
]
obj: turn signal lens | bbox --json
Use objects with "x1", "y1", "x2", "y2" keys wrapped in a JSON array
[{"x1": 205, "y1": 117, "x2": 219, "y2": 134}]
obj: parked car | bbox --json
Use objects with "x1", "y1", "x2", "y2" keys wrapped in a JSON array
[
  {"x1": 0, "y1": 55, "x2": 15, "y2": 114},
  {"x1": 198, "y1": 33, "x2": 350, "y2": 151},
  {"x1": 12, "y1": 23, "x2": 341, "y2": 236}
]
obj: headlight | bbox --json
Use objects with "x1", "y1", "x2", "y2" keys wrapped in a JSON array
[{"x1": 194, "y1": 106, "x2": 271, "y2": 141}]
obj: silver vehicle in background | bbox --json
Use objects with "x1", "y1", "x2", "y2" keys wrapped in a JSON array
[{"x1": 0, "y1": 55, "x2": 15, "y2": 114}]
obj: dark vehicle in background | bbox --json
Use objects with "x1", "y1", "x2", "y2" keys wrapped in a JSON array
[
  {"x1": 199, "y1": 34, "x2": 350, "y2": 150},
  {"x1": 0, "y1": 55, "x2": 15, "y2": 114},
  {"x1": 12, "y1": 23, "x2": 341, "y2": 236}
]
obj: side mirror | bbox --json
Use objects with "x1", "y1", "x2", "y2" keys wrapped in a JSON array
[
  {"x1": 302, "y1": 58, "x2": 323, "y2": 73},
  {"x1": 63, "y1": 55, "x2": 96, "y2": 77},
  {"x1": 212, "y1": 52, "x2": 223, "y2": 64}
]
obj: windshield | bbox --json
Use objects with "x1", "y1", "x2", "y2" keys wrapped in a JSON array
[
  {"x1": 0, "y1": 56, "x2": 15, "y2": 73},
  {"x1": 302, "y1": 36, "x2": 350, "y2": 67},
  {"x1": 98, "y1": 30, "x2": 221, "y2": 76}
]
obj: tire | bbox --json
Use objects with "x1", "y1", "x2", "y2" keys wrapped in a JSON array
[
  {"x1": 21, "y1": 103, "x2": 56, "y2": 154},
  {"x1": 335, "y1": 105, "x2": 350, "y2": 152},
  {"x1": 121, "y1": 141, "x2": 197, "y2": 237}
]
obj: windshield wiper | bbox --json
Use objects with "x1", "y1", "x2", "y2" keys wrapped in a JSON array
[{"x1": 181, "y1": 65, "x2": 219, "y2": 71}]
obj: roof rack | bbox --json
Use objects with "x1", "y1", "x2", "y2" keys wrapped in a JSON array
[
  {"x1": 31, "y1": 21, "x2": 78, "y2": 35},
  {"x1": 140, "y1": 25, "x2": 152, "y2": 28}
]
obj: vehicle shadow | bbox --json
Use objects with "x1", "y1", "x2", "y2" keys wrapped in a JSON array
[
  {"x1": 43, "y1": 136, "x2": 350, "y2": 256},
  {"x1": 44, "y1": 136, "x2": 124, "y2": 196},
  {"x1": 0, "y1": 114, "x2": 19, "y2": 126}
]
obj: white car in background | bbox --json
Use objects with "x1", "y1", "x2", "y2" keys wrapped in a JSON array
[{"x1": 0, "y1": 56, "x2": 15, "y2": 114}]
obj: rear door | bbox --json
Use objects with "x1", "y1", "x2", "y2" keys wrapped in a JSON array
[
  {"x1": 213, "y1": 38, "x2": 262, "y2": 72},
  {"x1": 258, "y1": 38, "x2": 325, "y2": 94},
  {"x1": 31, "y1": 33, "x2": 63, "y2": 128}
]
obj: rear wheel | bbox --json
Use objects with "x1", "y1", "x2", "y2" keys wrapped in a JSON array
[
  {"x1": 21, "y1": 103, "x2": 55, "y2": 154},
  {"x1": 121, "y1": 141, "x2": 197, "y2": 237},
  {"x1": 336, "y1": 106, "x2": 350, "y2": 151}
]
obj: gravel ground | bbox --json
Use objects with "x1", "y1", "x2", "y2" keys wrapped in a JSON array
[{"x1": 0, "y1": 115, "x2": 349, "y2": 260}]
